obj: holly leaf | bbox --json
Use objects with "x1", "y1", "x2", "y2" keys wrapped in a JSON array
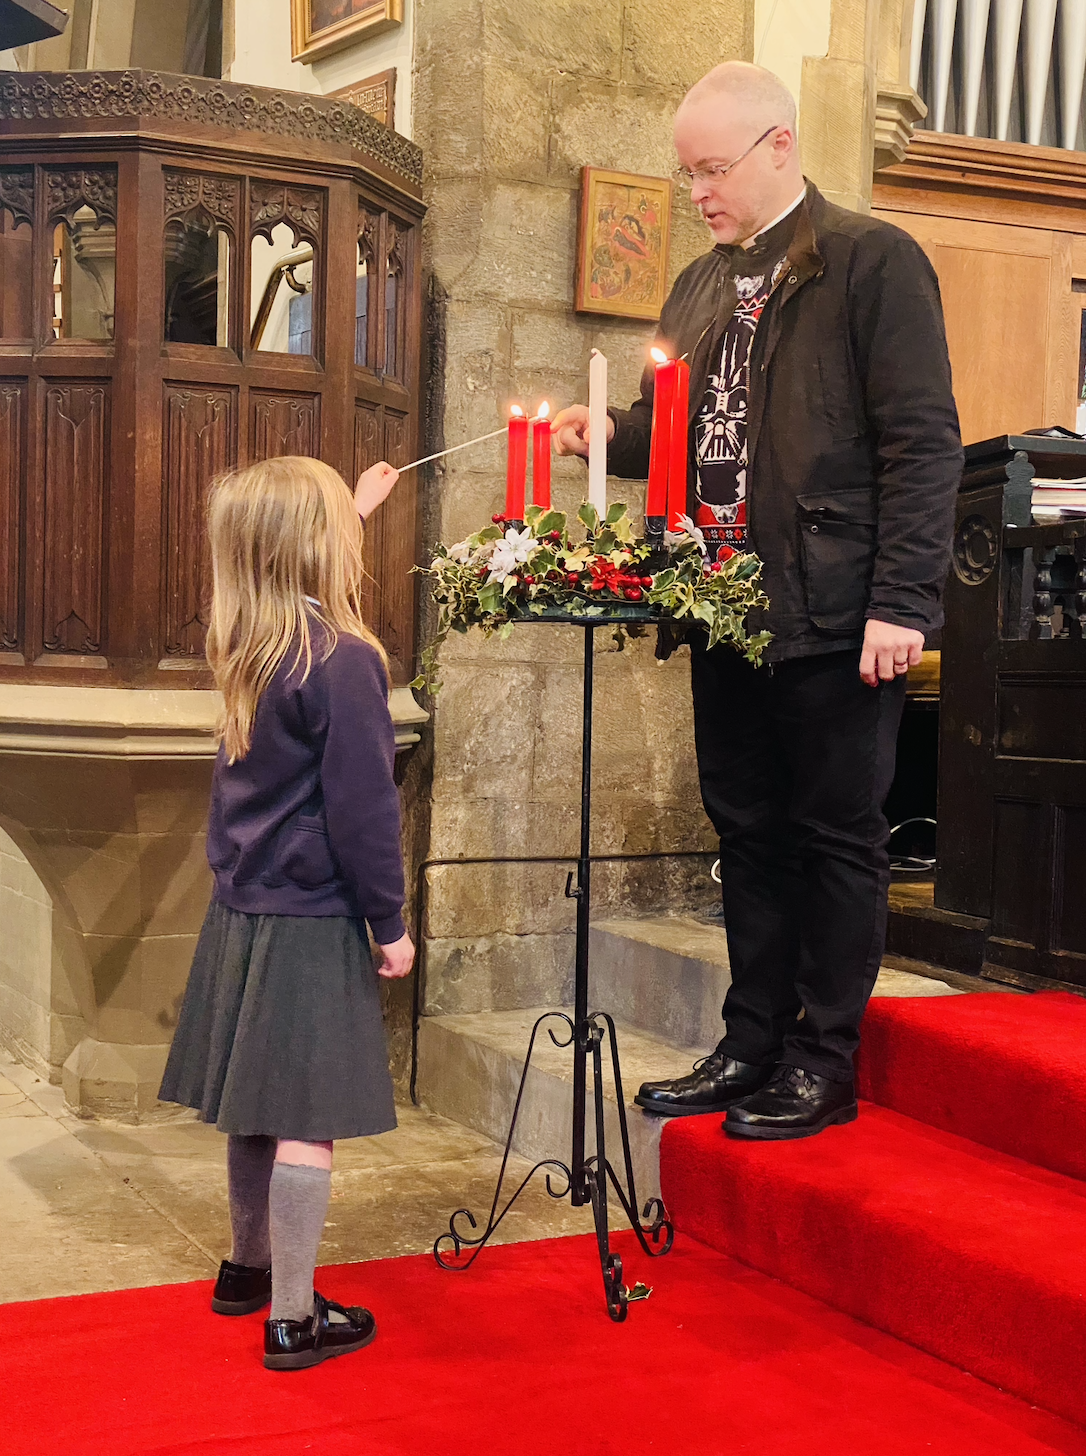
[
  {"x1": 525, "y1": 504, "x2": 544, "y2": 525},
  {"x1": 477, "y1": 581, "x2": 503, "y2": 614},
  {"x1": 535, "y1": 509, "x2": 566, "y2": 537},
  {"x1": 578, "y1": 501, "x2": 600, "y2": 532},
  {"x1": 605, "y1": 502, "x2": 628, "y2": 525},
  {"x1": 478, "y1": 525, "x2": 503, "y2": 542}
]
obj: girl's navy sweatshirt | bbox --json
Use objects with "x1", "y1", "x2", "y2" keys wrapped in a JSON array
[{"x1": 206, "y1": 631, "x2": 406, "y2": 944}]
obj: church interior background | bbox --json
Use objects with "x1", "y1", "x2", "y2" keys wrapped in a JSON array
[{"x1": 5, "y1": 0, "x2": 1086, "y2": 1447}]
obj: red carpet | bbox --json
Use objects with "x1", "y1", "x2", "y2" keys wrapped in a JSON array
[
  {"x1": 856, "y1": 991, "x2": 1086, "y2": 1179},
  {"x1": 6, "y1": 1231, "x2": 1086, "y2": 1455},
  {"x1": 661, "y1": 989, "x2": 1086, "y2": 1433}
]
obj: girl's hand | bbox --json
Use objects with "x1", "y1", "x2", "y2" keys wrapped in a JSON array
[
  {"x1": 354, "y1": 461, "x2": 399, "y2": 520},
  {"x1": 376, "y1": 931, "x2": 415, "y2": 979}
]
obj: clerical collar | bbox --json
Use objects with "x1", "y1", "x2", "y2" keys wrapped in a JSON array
[{"x1": 740, "y1": 187, "x2": 807, "y2": 257}]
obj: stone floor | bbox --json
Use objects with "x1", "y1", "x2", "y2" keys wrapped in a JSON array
[
  {"x1": 0, "y1": 1048, "x2": 595, "y2": 1306},
  {"x1": 0, "y1": 958, "x2": 968, "y2": 1308}
]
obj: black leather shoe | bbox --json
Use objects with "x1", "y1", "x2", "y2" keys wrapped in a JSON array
[
  {"x1": 725, "y1": 1064, "x2": 858, "y2": 1140},
  {"x1": 211, "y1": 1259, "x2": 272, "y2": 1315},
  {"x1": 264, "y1": 1290, "x2": 377, "y2": 1371},
  {"x1": 634, "y1": 1051, "x2": 775, "y2": 1117}
]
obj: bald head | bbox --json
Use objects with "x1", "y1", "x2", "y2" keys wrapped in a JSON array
[
  {"x1": 679, "y1": 61, "x2": 797, "y2": 134},
  {"x1": 673, "y1": 62, "x2": 804, "y2": 246}
]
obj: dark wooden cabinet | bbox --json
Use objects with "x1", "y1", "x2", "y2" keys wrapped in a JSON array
[
  {"x1": 936, "y1": 435, "x2": 1086, "y2": 988},
  {"x1": 0, "y1": 69, "x2": 425, "y2": 685}
]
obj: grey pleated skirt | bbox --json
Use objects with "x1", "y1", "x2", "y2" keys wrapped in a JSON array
[{"x1": 159, "y1": 901, "x2": 397, "y2": 1141}]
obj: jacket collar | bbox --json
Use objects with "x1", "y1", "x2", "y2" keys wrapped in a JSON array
[{"x1": 711, "y1": 178, "x2": 825, "y2": 288}]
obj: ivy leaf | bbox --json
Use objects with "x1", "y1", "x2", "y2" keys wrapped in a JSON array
[{"x1": 477, "y1": 581, "x2": 503, "y2": 614}]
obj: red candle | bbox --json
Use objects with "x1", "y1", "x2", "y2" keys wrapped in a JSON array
[
  {"x1": 647, "y1": 348, "x2": 676, "y2": 524},
  {"x1": 667, "y1": 358, "x2": 690, "y2": 533},
  {"x1": 505, "y1": 407, "x2": 528, "y2": 520},
  {"x1": 532, "y1": 403, "x2": 552, "y2": 510}
]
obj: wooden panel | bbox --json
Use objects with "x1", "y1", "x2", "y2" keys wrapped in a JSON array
[
  {"x1": 0, "y1": 381, "x2": 24, "y2": 651},
  {"x1": 249, "y1": 391, "x2": 320, "y2": 461},
  {"x1": 934, "y1": 244, "x2": 1052, "y2": 442},
  {"x1": 373, "y1": 407, "x2": 412, "y2": 672},
  {"x1": 41, "y1": 382, "x2": 108, "y2": 655},
  {"x1": 997, "y1": 680, "x2": 1086, "y2": 760},
  {"x1": 162, "y1": 385, "x2": 237, "y2": 660}
]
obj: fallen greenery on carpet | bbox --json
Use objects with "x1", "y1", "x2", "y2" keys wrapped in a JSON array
[{"x1": 411, "y1": 502, "x2": 771, "y2": 693}]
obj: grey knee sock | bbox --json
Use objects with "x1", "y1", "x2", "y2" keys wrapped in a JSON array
[
  {"x1": 226, "y1": 1134, "x2": 276, "y2": 1268},
  {"x1": 269, "y1": 1161, "x2": 332, "y2": 1323}
]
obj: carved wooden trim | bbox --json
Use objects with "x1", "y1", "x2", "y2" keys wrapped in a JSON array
[
  {"x1": 164, "y1": 170, "x2": 241, "y2": 235},
  {"x1": 42, "y1": 383, "x2": 108, "y2": 656},
  {"x1": 329, "y1": 69, "x2": 396, "y2": 131},
  {"x1": 358, "y1": 205, "x2": 380, "y2": 267},
  {"x1": 162, "y1": 386, "x2": 237, "y2": 659},
  {"x1": 250, "y1": 180, "x2": 323, "y2": 245},
  {"x1": 387, "y1": 216, "x2": 408, "y2": 277},
  {"x1": 0, "y1": 168, "x2": 33, "y2": 229},
  {"x1": 45, "y1": 166, "x2": 117, "y2": 226},
  {"x1": 249, "y1": 391, "x2": 319, "y2": 461},
  {"x1": 0, "y1": 384, "x2": 25, "y2": 652},
  {"x1": 0, "y1": 70, "x2": 423, "y2": 189},
  {"x1": 877, "y1": 131, "x2": 1086, "y2": 218}
]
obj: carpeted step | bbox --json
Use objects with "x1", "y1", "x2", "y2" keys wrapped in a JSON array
[
  {"x1": 856, "y1": 990, "x2": 1086, "y2": 1181},
  {"x1": 660, "y1": 1103, "x2": 1086, "y2": 1428}
]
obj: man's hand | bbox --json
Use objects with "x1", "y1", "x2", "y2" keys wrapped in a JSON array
[
  {"x1": 354, "y1": 461, "x2": 399, "y2": 520},
  {"x1": 860, "y1": 619, "x2": 924, "y2": 687},
  {"x1": 551, "y1": 404, "x2": 615, "y2": 459},
  {"x1": 375, "y1": 931, "x2": 415, "y2": 980}
]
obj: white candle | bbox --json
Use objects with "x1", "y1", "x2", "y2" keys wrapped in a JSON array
[{"x1": 588, "y1": 347, "x2": 608, "y2": 514}]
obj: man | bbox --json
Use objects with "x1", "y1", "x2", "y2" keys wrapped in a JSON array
[{"x1": 552, "y1": 63, "x2": 961, "y2": 1141}]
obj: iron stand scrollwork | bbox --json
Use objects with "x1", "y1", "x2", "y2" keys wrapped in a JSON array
[{"x1": 433, "y1": 615, "x2": 675, "y2": 1321}]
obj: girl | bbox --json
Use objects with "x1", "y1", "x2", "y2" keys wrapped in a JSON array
[{"x1": 159, "y1": 454, "x2": 413, "y2": 1372}]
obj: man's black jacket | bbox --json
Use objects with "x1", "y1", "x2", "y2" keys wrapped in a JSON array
[{"x1": 607, "y1": 182, "x2": 963, "y2": 661}]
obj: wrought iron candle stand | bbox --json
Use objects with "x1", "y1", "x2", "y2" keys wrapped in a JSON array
[{"x1": 433, "y1": 604, "x2": 675, "y2": 1322}]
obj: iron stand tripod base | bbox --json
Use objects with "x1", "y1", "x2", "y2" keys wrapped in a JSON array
[{"x1": 432, "y1": 617, "x2": 675, "y2": 1321}]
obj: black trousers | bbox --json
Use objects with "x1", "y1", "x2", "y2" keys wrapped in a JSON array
[{"x1": 690, "y1": 641, "x2": 906, "y2": 1082}]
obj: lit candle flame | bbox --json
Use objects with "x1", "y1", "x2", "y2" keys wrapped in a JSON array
[
  {"x1": 510, "y1": 404, "x2": 525, "y2": 417},
  {"x1": 537, "y1": 401, "x2": 550, "y2": 420},
  {"x1": 650, "y1": 347, "x2": 669, "y2": 364}
]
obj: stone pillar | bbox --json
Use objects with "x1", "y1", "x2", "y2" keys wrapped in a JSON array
[
  {"x1": 800, "y1": 0, "x2": 881, "y2": 213},
  {"x1": 412, "y1": 2, "x2": 755, "y2": 1019}
]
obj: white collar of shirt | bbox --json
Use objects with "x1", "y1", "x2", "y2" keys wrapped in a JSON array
[{"x1": 741, "y1": 188, "x2": 807, "y2": 250}]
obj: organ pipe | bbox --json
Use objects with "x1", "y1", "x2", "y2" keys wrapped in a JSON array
[
  {"x1": 1024, "y1": 0, "x2": 1059, "y2": 146},
  {"x1": 993, "y1": 0, "x2": 1025, "y2": 140},
  {"x1": 931, "y1": 0, "x2": 960, "y2": 132},
  {"x1": 1059, "y1": 0, "x2": 1086, "y2": 151},
  {"x1": 961, "y1": 0, "x2": 993, "y2": 136}
]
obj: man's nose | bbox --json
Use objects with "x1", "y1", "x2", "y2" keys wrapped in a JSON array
[{"x1": 690, "y1": 177, "x2": 712, "y2": 208}]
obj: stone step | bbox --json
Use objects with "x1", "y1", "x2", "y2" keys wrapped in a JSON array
[
  {"x1": 588, "y1": 914, "x2": 963, "y2": 1050},
  {"x1": 416, "y1": 1007, "x2": 693, "y2": 1204}
]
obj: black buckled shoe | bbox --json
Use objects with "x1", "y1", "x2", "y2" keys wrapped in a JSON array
[
  {"x1": 211, "y1": 1259, "x2": 272, "y2": 1315},
  {"x1": 725, "y1": 1064, "x2": 858, "y2": 1140},
  {"x1": 634, "y1": 1051, "x2": 774, "y2": 1117},
  {"x1": 264, "y1": 1290, "x2": 377, "y2": 1371}
]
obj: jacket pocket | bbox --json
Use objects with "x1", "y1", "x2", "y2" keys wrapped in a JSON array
[
  {"x1": 796, "y1": 487, "x2": 877, "y2": 634},
  {"x1": 281, "y1": 813, "x2": 338, "y2": 890}
]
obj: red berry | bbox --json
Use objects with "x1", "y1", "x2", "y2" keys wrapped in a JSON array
[
  {"x1": 550, "y1": 530, "x2": 562, "y2": 542},
  {"x1": 640, "y1": 576, "x2": 653, "y2": 587},
  {"x1": 477, "y1": 567, "x2": 487, "y2": 578},
  {"x1": 711, "y1": 561, "x2": 723, "y2": 573},
  {"x1": 624, "y1": 586, "x2": 643, "y2": 602},
  {"x1": 566, "y1": 573, "x2": 580, "y2": 587},
  {"x1": 523, "y1": 575, "x2": 535, "y2": 586}
]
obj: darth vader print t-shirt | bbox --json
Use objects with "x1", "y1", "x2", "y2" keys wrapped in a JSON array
[{"x1": 693, "y1": 203, "x2": 799, "y2": 562}]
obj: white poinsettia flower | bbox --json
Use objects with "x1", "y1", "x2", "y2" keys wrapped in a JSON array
[
  {"x1": 447, "y1": 538, "x2": 475, "y2": 563},
  {"x1": 666, "y1": 514, "x2": 706, "y2": 554},
  {"x1": 504, "y1": 526, "x2": 535, "y2": 558},
  {"x1": 487, "y1": 527, "x2": 535, "y2": 584}
]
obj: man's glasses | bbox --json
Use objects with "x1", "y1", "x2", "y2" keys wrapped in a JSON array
[{"x1": 674, "y1": 126, "x2": 778, "y2": 191}]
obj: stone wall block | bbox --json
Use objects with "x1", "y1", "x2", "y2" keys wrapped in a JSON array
[
  {"x1": 530, "y1": 663, "x2": 586, "y2": 804},
  {"x1": 548, "y1": 76, "x2": 685, "y2": 186},
  {"x1": 620, "y1": 0, "x2": 753, "y2": 89},
  {"x1": 428, "y1": 796, "x2": 579, "y2": 861},
  {"x1": 140, "y1": 933, "x2": 202, "y2": 1034},
  {"x1": 435, "y1": 621, "x2": 584, "y2": 669},
  {"x1": 132, "y1": 760, "x2": 214, "y2": 836},
  {"x1": 137, "y1": 833, "x2": 213, "y2": 937},
  {"x1": 412, "y1": 52, "x2": 485, "y2": 178},
  {"x1": 481, "y1": 62, "x2": 553, "y2": 185},
  {"x1": 425, "y1": 860, "x2": 577, "y2": 938},
  {"x1": 481, "y1": 2, "x2": 623, "y2": 80},
  {"x1": 422, "y1": 930, "x2": 575, "y2": 1016},
  {"x1": 432, "y1": 661, "x2": 540, "y2": 800},
  {"x1": 800, "y1": 53, "x2": 876, "y2": 213},
  {"x1": 34, "y1": 830, "x2": 142, "y2": 939},
  {"x1": 434, "y1": 181, "x2": 577, "y2": 310}
]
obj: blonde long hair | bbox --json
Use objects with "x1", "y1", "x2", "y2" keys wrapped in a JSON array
[{"x1": 206, "y1": 455, "x2": 388, "y2": 763}]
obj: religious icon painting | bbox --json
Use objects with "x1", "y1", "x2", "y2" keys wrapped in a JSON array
[
  {"x1": 290, "y1": 0, "x2": 403, "y2": 64},
  {"x1": 574, "y1": 167, "x2": 673, "y2": 321}
]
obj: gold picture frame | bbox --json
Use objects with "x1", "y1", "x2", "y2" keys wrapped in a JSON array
[
  {"x1": 574, "y1": 167, "x2": 673, "y2": 321},
  {"x1": 290, "y1": 0, "x2": 404, "y2": 65}
]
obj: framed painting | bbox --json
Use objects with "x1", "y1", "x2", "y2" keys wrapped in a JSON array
[
  {"x1": 290, "y1": 0, "x2": 404, "y2": 65},
  {"x1": 574, "y1": 167, "x2": 673, "y2": 321}
]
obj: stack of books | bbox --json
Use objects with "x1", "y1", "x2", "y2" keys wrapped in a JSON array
[{"x1": 1031, "y1": 478, "x2": 1086, "y2": 520}]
